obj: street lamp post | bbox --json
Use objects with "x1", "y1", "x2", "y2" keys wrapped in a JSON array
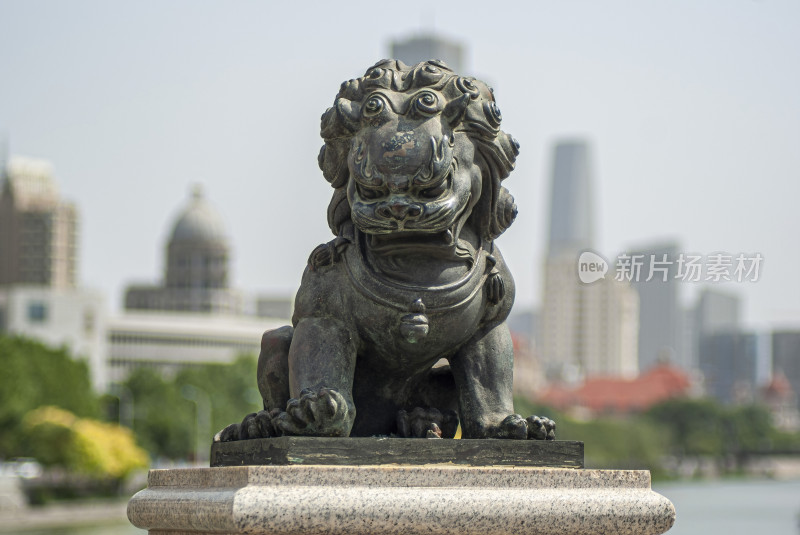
[
  {"x1": 110, "y1": 382, "x2": 135, "y2": 429},
  {"x1": 181, "y1": 384, "x2": 211, "y2": 466}
]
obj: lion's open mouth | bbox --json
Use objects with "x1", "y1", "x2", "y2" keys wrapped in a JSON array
[{"x1": 367, "y1": 228, "x2": 455, "y2": 256}]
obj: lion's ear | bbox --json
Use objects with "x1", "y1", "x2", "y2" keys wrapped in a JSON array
[
  {"x1": 471, "y1": 136, "x2": 519, "y2": 241},
  {"x1": 335, "y1": 98, "x2": 361, "y2": 132},
  {"x1": 490, "y1": 187, "x2": 518, "y2": 239},
  {"x1": 318, "y1": 143, "x2": 349, "y2": 189},
  {"x1": 320, "y1": 99, "x2": 361, "y2": 139}
]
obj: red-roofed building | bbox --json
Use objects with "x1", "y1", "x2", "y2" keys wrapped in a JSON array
[
  {"x1": 511, "y1": 333, "x2": 545, "y2": 401},
  {"x1": 760, "y1": 373, "x2": 800, "y2": 431},
  {"x1": 538, "y1": 364, "x2": 691, "y2": 416}
]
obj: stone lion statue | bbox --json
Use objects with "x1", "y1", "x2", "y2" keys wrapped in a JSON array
[{"x1": 216, "y1": 59, "x2": 554, "y2": 441}]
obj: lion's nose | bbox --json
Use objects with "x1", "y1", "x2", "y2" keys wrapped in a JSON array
[{"x1": 378, "y1": 201, "x2": 422, "y2": 220}]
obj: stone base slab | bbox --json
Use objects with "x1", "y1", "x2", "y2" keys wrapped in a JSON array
[
  {"x1": 211, "y1": 437, "x2": 584, "y2": 468},
  {"x1": 128, "y1": 465, "x2": 675, "y2": 535}
]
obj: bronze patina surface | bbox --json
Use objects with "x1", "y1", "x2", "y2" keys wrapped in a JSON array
[{"x1": 217, "y1": 60, "x2": 555, "y2": 443}]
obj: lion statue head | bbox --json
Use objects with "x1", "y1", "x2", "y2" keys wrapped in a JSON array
[{"x1": 318, "y1": 59, "x2": 519, "y2": 257}]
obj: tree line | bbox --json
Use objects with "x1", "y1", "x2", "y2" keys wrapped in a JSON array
[{"x1": 3, "y1": 333, "x2": 799, "y2": 481}]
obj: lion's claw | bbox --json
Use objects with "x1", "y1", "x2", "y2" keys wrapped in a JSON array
[
  {"x1": 478, "y1": 414, "x2": 556, "y2": 440},
  {"x1": 497, "y1": 414, "x2": 529, "y2": 440},
  {"x1": 397, "y1": 407, "x2": 458, "y2": 439},
  {"x1": 426, "y1": 424, "x2": 443, "y2": 439},
  {"x1": 214, "y1": 422, "x2": 240, "y2": 443},
  {"x1": 526, "y1": 415, "x2": 556, "y2": 440},
  {"x1": 214, "y1": 409, "x2": 277, "y2": 442},
  {"x1": 274, "y1": 388, "x2": 352, "y2": 437}
]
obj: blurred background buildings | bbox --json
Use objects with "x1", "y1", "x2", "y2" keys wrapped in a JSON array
[
  {"x1": 0, "y1": 156, "x2": 290, "y2": 391},
  {"x1": 107, "y1": 185, "x2": 286, "y2": 384},
  {"x1": 0, "y1": 156, "x2": 107, "y2": 388}
]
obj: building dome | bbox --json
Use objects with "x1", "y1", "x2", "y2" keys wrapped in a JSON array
[{"x1": 169, "y1": 184, "x2": 228, "y2": 244}]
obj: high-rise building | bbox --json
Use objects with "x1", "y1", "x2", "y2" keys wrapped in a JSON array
[
  {"x1": 547, "y1": 142, "x2": 594, "y2": 257},
  {"x1": 539, "y1": 140, "x2": 639, "y2": 380},
  {"x1": 0, "y1": 157, "x2": 78, "y2": 289},
  {"x1": 0, "y1": 156, "x2": 107, "y2": 390},
  {"x1": 630, "y1": 242, "x2": 683, "y2": 371},
  {"x1": 695, "y1": 288, "x2": 740, "y2": 336},
  {"x1": 698, "y1": 331, "x2": 764, "y2": 405},
  {"x1": 687, "y1": 287, "x2": 741, "y2": 373},
  {"x1": 124, "y1": 185, "x2": 241, "y2": 314},
  {"x1": 390, "y1": 34, "x2": 465, "y2": 73}
]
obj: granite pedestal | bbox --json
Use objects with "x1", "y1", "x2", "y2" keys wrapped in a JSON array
[{"x1": 128, "y1": 438, "x2": 675, "y2": 535}]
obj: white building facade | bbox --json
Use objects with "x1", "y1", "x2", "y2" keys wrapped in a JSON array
[
  {"x1": 0, "y1": 285, "x2": 107, "y2": 389},
  {"x1": 107, "y1": 312, "x2": 284, "y2": 384}
]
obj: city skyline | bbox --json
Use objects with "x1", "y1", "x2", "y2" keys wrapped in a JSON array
[{"x1": 1, "y1": 1, "x2": 798, "y2": 329}]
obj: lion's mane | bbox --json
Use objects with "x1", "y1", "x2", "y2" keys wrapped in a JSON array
[{"x1": 317, "y1": 59, "x2": 519, "y2": 244}]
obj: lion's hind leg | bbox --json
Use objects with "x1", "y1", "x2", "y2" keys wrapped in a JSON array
[
  {"x1": 451, "y1": 322, "x2": 556, "y2": 440},
  {"x1": 257, "y1": 325, "x2": 293, "y2": 410},
  {"x1": 395, "y1": 366, "x2": 459, "y2": 439},
  {"x1": 396, "y1": 407, "x2": 459, "y2": 438}
]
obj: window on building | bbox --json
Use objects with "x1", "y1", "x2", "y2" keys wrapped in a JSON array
[{"x1": 27, "y1": 301, "x2": 48, "y2": 323}]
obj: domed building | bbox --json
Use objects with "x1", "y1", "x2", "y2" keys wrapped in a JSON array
[
  {"x1": 109, "y1": 185, "x2": 291, "y2": 384},
  {"x1": 124, "y1": 186, "x2": 242, "y2": 314}
]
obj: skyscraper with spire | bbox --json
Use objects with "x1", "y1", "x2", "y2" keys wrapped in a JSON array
[{"x1": 539, "y1": 140, "x2": 638, "y2": 380}]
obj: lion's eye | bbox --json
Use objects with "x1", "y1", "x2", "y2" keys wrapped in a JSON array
[
  {"x1": 414, "y1": 92, "x2": 439, "y2": 115},
  {"x1": 419, "y1": 183, "x2": 446, "y2": 199},
  {"x1": 357, "y1": 184, "x2": 383, "y2": 200},
  {"x1": 363, "y1": 95, "x2": 385, "y2": 117}
]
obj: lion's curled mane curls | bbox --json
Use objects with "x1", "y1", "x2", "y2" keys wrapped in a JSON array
[{"x1": 318, "y1": 59, "x2": 519, "y2": 244}]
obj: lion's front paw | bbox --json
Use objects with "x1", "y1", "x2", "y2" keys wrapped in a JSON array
[
  {"x1": 273, "y1": 388, "x2": 353, "y2": 437},
  {"x1": 485, "y1": 414, "x2": 556, "y2": 440},
  {"x1": 214, "y1": 409, "x2": 279, "y2": 443},
  {"x1": 495, "y1": 414, "x2": 529, "y2": 439},
  {"x1": 526, "y1": 415, "x2": 556, "y2": 440},
  {"x1": 396, "y1": 407, "x2": 459, "y2": 439}
]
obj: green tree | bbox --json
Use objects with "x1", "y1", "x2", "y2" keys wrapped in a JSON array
[
  {"x1": 646, "y1": 398, "x2": 726, "y2": 457},
  {"x1": 124, "y1": 355, "x2": 261, "y2": 460},
  {"x1": 0, "y1": 335, "x2": 99, "y2": 457},
  {"x1": 725, "y1": 405, "x2": 771, "y2": 451},
  {"x1": 124, "y1": 367, "x2": 193, "y2": 460},
  {"x1": 22, "y1": 406, "x2": 149, "y2": 479},
  {"x1": 175, "y1": 355, "x2": 261, "y2": 439}
]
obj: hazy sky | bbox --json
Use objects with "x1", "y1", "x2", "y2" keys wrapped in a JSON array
[{"x1": 1, "y1": 0, "x2": 798, "y2": 329}]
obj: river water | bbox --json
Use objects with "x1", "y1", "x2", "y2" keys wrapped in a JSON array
[
  {"x1": 654, "y1": 478, "x2": 800, "y2": 535},
  {"x1": 8, "y1": 478, "x2": 800, "y2": 534}
]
